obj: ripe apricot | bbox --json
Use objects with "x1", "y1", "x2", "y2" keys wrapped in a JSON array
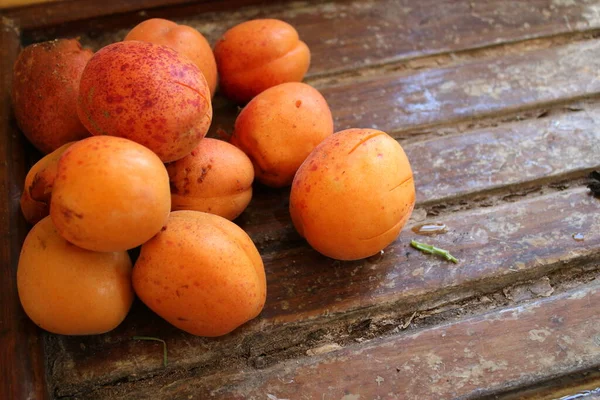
[
  {"x1": 77, "y1": 41, "x2": 212, "y2": 162},
  {"x1": 214, "y1": 19, "x2": 310, "y2": 103},
  {"x1": 290, "y1": 128, "x2": 415, "y2": 261},
  {"x1": 124, "y1": 18, "x2": 218, "y2": 96},
  {"x1": 17, "y1": 216, "x2": 133, "y2": 335},
  {"x1": 133, "y1": 211, "x2": 266, "y2": 337},
  {"x1": 20, "y1": 142, "x2": 74, "y2": 225},
  {"x1": 12, "y1": 39, "x2": 92, "y2": 154},
  {"x1": 167, "y1": 138, "x2": 254, "y2": 220},
  {"x1": 231, "y1": 82, "x2": 333, "y2": 187},
  {"x1": 50, "y1": 136, "x2": 171, "y2": 252}
]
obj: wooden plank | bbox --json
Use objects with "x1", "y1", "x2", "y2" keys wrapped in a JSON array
[
  {"x1": 49, "y1": 187, "x2": 600, "y2": 397},
  {"x1": 0, "y1": 22, "x2": 49, "y2": 400},
  {"x1": 324, "y1": 39, "x2": 600, "y2": 135},
  {"x1": 27, "y1": 0, "x2": 600, "y2": 76},
  {"x1": 208, "y1": 39, "x2": 600, "y2": 142},
  {"x1": 407, "y1": 106, "x2": 600, "y2": 205},
  {"x1": 114, "y1": 283, "x2": 600, "y2": 399}
]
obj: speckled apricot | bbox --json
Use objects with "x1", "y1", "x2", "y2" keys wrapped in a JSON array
[
  {"x1": 124, "y1": 18, "x2": 218, "y2": 96},
  {"x1": 167, "y1": 138, "x2": 254, "y2": 220},
  {"x1": 12, "y1": 39, "x2": 92, "y2": 154},
  {"x1": 77, "y1": 41, "x2": 212, "y2": 162},
  {"x1": 214, "y1": 19, "x2": 310, "y2": 103},
  {"x1": 17, "y1": 216, "x2": 133, "y2": 335},
  {"x1": 290, "y1": 128, "x2": 416, "y2": 261},
  {"x1": 20, "y1": 142, "x2": 74, "y2": 225},
  {"x1": 133, "y1": 210, "x2": 266, "y2": 337}
]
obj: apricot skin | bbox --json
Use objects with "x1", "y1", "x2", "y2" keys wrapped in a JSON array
[
  {"x1": 231, "y1": 82, "x2": 333, "y2": 187},
  {"x1": 17, "y1": 216, "x2": 133, "y2": 335},
  {"x1": 50, "y1": 136, "x2": 171, "y2": 252},
  {"x1": 290, "y1": 128, "x2": 416, "y2": 261},
  {"x1": 77, "y1": 41, "x2": 212, "y2": 162},
  {"x1": 124, "y1": 18, "x2": 218, "y2": 96},
  {"x1": 167, "y1": 138, "x2": 254, "y2": 220},
  {"x1": 133, "y1": 211, "x2": 266, "y2": 337},
  {"x1": 214, "y1": 19, "x2": 310, "y2": 104},
  {"x1": 20, "y1": 142, "x2": 74, "y2": 225},
  {"x1": 12, "y1": 39, "x2": 92, "y2": 154}
]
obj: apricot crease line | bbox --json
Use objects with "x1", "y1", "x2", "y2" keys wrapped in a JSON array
[
  {"x1": 347, "y1": 132, "x2": 385, "y2": 155},
  {"x1": 132, "y1": 336, "x2": 168, "y2": 367}
]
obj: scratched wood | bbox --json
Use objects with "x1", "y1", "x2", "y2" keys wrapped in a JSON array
[
  {"x1": 47, "y1": 187, "x2": 600, "y2": 397},
  {"x1": 96, "y1": 283, "x2": 600, "y2": 399}
]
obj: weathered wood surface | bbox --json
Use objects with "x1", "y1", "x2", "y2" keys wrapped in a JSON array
[
  {"x1": 49, "y1": 187, "x2": 600, "y2": 397},
  {"x1": 29, "y1": 0, "x2": 600, "y2": 77},
  {"x1": 209, "y1": 39, "x2": 600, "y2": 142},
  {"x1": 105, "y1": 283, "x2": 600, "y2": 399},
  {"x1": 2, "y1": 0, "x2": 600, "y2": 398},
  {"x1": 0, "y1": 23, "x2": 49, "y2": 400}
]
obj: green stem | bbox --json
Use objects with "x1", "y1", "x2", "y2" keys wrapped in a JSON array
[
  {"x1": 133, "y1": 336, "x2": 168, "y2": 367},
  {"x1": 410, "y1": 240, "x2": 459, "y2": 263}
]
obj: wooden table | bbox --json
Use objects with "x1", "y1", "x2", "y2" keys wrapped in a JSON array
[{"x1": 2, "y1": 0, "x2": 600, "y2": 398}]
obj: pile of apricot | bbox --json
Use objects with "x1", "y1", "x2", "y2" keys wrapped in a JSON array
[{"x1": 12, "y1": 18, "x2": 415, "y2": 337}]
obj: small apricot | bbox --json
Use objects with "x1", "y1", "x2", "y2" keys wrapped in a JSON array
[
  {"x1": 214, "y1": 19, "x2": 310, "y2": 103},
  {"x1": 231, "y1": 82, "x2": 333, "y2": 187},
  {"x1": 50, "y1": 136, "x2": 171, "y2": 252},
  {"x1": 17, "y1": 216, "x2": 133, "y2": 335},
  {"x1": 133, "y1": 211, "x2": 266, "y2": 337},
  {"x1": 167, "y1": 138, "x2": 254, "y2": 220},
  {"x1": 290, "y1": 128, "x2": 415, "y2": 260}
]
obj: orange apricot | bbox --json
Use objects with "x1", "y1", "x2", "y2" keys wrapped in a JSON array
[
  {"x1": 290, "y1": 128, "x2": 415, "y2": 261},
  {"x1": 50, "y1": 136, "x2": 171, "y2": 252},
  {"x1": 133, "y1": 211, "x2": 266, "y2": 337},
  {"x1": 214, "y1": 19, "x2": 310, "y2": 103},
  {"x1": 231, "y1": 82, "x2": 333, "y2": 187},
  {"x1": 17, "y1": 216, "x2": 133, "y2": 335},
  {"x1": 167, "y1": 138, "x2": 254, "y2": 220}
]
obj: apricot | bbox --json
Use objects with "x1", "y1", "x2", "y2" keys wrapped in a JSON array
[
  {"x1": 77, "y1": 41, "x2": 212, "y2": 162},
  {"x1": 50, "y1": 136, "x2": 171, "y2": 252},
  {"x1": 167, "y1": 138, "x2": 254, "y2": 220},
  {"x1": 12, "y1": 39, "x2": 92, "y2": 154},
  {"x1": 214, "y1": 19, "x2": 310, "y2": 103},
  {"x1": 231, "y1": 82, "x2": 333, "y2": 187},
  {"x1": 133, "y1": 211, "x2": 266, "y2": 337},
  {"x1": 20, "y1": 142, "x2": 74, "y2": 225},
  {"x1": 124, "y1": 18, "x2": 218, "y2": 97},
  {"x1": 290, "y1": 129, "x2": 415, "y2": 261},
  {"x1": 17, "y1": 216, "x2": 133, "y2": 335}
]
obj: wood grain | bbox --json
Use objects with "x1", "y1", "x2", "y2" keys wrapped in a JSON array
[
  {"x1": 29, "y1": 0, "x2": 600, "y2": 76},
  {"x1": 49, "y1": 187, "x2": 600, "y2": 397},
  {"x1": 325, "y1": 39, "x2": 600, "y2": 135},
  {"x1": 119, "y1": 283, "x2": 600, "y2": 399},
  {"x1": 208, "y1": 39, "x2": 600, "y2": 141},
  {"x1": 0, "y1": 22, "x2": 49, "y2": 400}
]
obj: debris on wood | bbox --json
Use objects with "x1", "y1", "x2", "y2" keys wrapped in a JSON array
[
  {"x1": 410, "y1": 240, "x2": 459, "y2": 263},
  {"x1": 132, "y1": 336, "x2": 168, "y2": 367}
]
